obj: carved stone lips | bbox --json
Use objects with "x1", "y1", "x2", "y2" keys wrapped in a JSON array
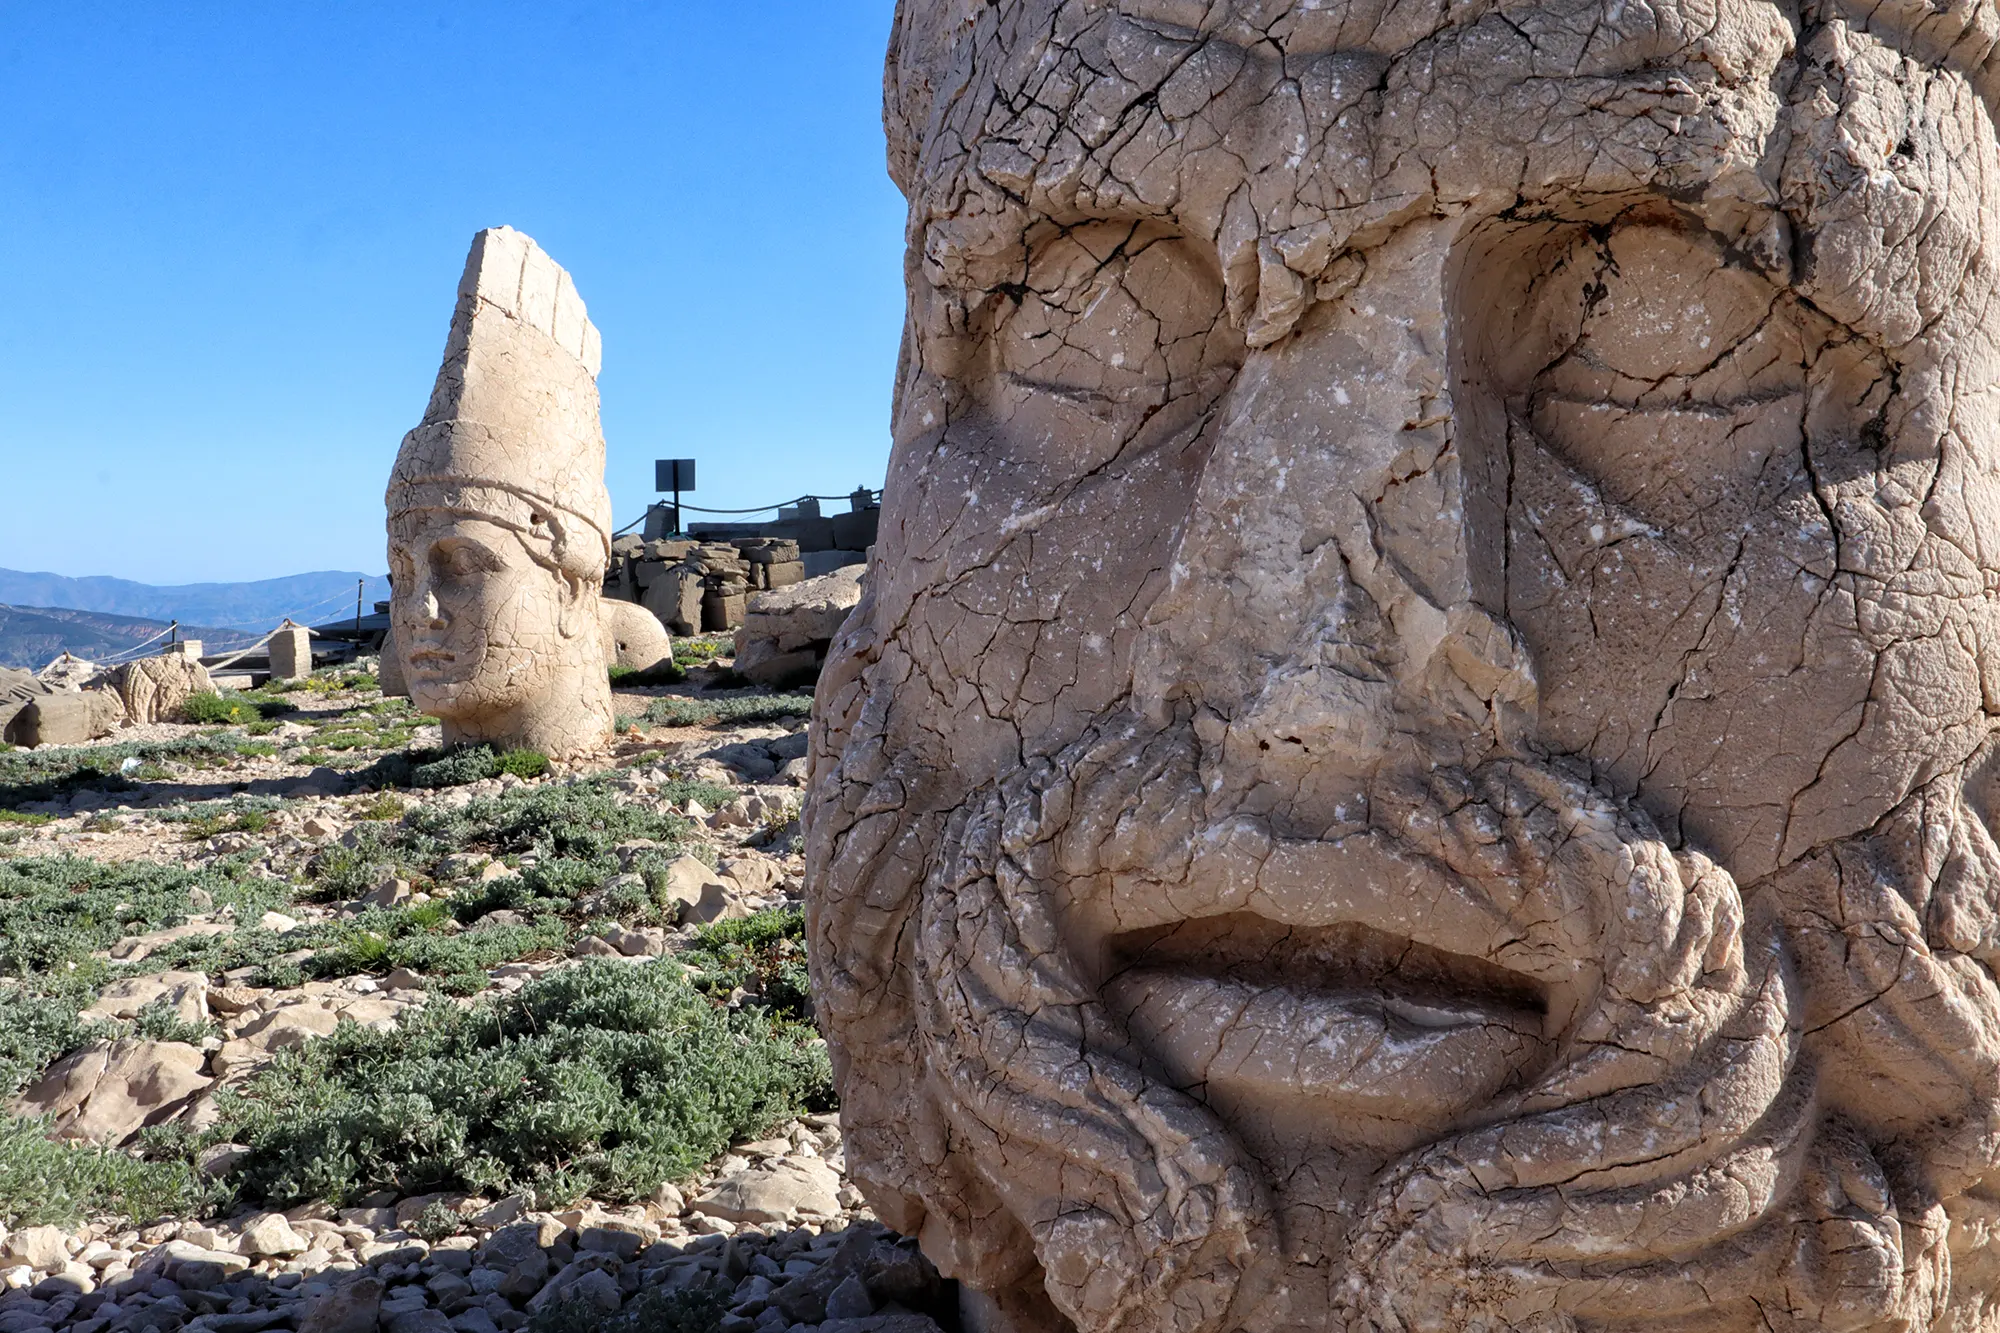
[{"x1": 1102, "y1": 913, "x2": 1552, "y2": 1152}]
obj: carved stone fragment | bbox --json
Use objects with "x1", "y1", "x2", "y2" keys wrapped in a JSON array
[{"x1": 806, "y1": 3, "x2": 2000, "y2": 1330}]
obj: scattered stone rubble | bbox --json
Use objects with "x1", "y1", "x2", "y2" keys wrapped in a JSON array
[{"x1": 0, "y1": 1114, "x2": 951, "y2": 1333}]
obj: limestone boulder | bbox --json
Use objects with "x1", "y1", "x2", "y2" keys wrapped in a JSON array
[
  {"x1": 690, "y1": 1157, "x2": 843, "y2": 1225},
  {"x1": 14, "y1": 1039, "x2": 212, "y2": 1145},
  {"x1": 108, "y1": 921, "x2": 230, "y2": 963},
  {"x1": 0, "y1": 1227, "x2": 72, "y2": 1272},
  {"x1": 733, "y1": 565, "x2": 864, "y2": 687},
  {"x1": 81, "y1": 971, "x2": 210, "y2": 1025},
  {"x1": 298, "y1": 1275, "x2": 384, "y2": 1333},
  {"x1": 655, "y1": 854, "x2": 748, "y2": 925},
  {"x1": 15, "y1": 690, "x2": 121, "y2": 747}
]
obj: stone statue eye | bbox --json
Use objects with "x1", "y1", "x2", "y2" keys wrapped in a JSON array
[
  {"x1": 1519, "y1": 223, "x2": 1810, "y2": 532},
  {"x1": 430, "y1": 540, "x2": 496, "y2": 580},
  {"x1": 985, "y1": 221, "x2": 1233, "y2": 419}
]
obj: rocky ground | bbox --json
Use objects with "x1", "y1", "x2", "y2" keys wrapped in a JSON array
[{"x1": 0, "y1": 643, "x2": 949, "y2": 1333}]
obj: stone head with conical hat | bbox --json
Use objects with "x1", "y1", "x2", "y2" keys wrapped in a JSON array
[{"x1": 386, "y1": 226, "x2": 614, "y2": 760}]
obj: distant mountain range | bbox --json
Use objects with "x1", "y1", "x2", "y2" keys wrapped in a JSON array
[
  {"x1": 0, "y1": 568, "x2": 391, "y2": 630},
  {"x1": 0, "y1": 605, "x2": 259, "y2": 670},
  {"x1": 0, "y1": 568, "x2": 393, "y2": 671}
]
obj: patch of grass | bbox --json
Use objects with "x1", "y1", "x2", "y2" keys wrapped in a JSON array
[
  {"x1": 355, "y1": 793, "x2": 407, "y2": 821},
  {"x1": 307, "y1": 779, "x2": 702, "y2": 947},
  {"x1": 0, "y1": 734, "x2": 255, "y2": 806},
  {"x1": 0, "y1": 855, "x2": 287, "y2": 976},
  {"x1": 277, "y1": 670, "x2": 380, "y2": 696},
  {"x1": 0, "y1": 811, "x2": 53, "y2": 827},
  {"x1": 0, "y1": 1113, "x2": 201, "y2": 1228},
  {"x1": 682, "y1": 909, "x2": 814, "y2": 1024},
  {"x1": 608, "y1": 661, "x2": 687, "y2": 687},
  {"x1": 219, "y1": 960, "x2": 833, "y2": 1207},
  {"x1": 672, "y1": 637, "x2": 731, "y2": 666},
  {"x1": 130, "y1": 1000, "x2": 218, "y2": 1045},
  {"x1": 642, "y1": 692, "x2": 813, "y2": 729},
  {"x1": 164, "y1": 796, "x2": 283, "y2": 842},
  {"x1": 496, "y1": 749, "x2": 550, "y2": 779},
  {"x1": 179, "y1": 692, "x2": 265, "y2": 726}
]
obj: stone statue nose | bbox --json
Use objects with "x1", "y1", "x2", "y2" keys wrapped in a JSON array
[{"x1": 423, "y1": 591, "x2": 442, "y2": 624}]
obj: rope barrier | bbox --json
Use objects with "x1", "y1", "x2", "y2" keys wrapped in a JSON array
[
  {"x1": 89, "y1": 620, "x2": 180, "y2": 667},
  {"x1": 614, "y1": 489, "x2": 883, "y2": 525}
]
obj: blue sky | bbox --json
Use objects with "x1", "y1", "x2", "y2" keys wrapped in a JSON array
[{"x1": 0, "y1": 2, "x2": 906, "y2": 584}]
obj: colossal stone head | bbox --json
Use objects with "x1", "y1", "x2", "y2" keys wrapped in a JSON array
[
  {"x1": 807, "y1": 2, "x2": 2000, "y2": 1329},
  {"x1": 386, "y1": 227, "x2": 615, "y2": 761}
]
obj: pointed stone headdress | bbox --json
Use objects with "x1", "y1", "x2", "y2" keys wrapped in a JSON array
[{"x1": 387, "y1": 226, "x2": 613, "y2": 583}]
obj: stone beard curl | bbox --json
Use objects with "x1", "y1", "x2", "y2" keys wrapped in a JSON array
[{"x1": 808, "y1": 708, "x2": 2000, "y2": 1333}]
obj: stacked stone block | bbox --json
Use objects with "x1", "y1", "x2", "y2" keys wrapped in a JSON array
[{"x1": 605, "y1": 536, "x2": 809, "y2": 634}]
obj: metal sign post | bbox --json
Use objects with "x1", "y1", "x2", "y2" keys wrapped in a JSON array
[{"x1": 655, "y1": 459, "x2": 697, "y2": 536}]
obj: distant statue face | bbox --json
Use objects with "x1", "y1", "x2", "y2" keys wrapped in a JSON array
[
  {"x1": 388, "y1": 510, "x2": 605, "y2": 753},
  {"x1": 807, "y1": 2, "x2": 2000, "y2": 1331}
]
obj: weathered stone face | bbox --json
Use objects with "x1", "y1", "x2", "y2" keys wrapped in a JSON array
[
  {"x1": 386, "y1": 228, "x2": 614, "y2": 761},
  {"x1": 807, "y1": 3, "x2": 2000, "y2": 1330}
]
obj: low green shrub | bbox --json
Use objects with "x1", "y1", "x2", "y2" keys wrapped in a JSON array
[
  {"x1": 682, "y1": 909, "x2": 813, "y2": 1024},
  {"x1": 278, "y1": 671, "x2": 379, "y2": 696},
  {"x1": 672, "y1": 637, "x2": 731, "y2": 667},
  {"x1": 0, "y1": 734, "x2": 253, "y2": 806},
  {"x1": 608, "y1": 661, "x2": 687, "y2": 687},
  {"x1": 643, "y1": 693, "x2": 812, "y2": 729},
  {"x1": 0, "y1": 856, "x2": 286, "y2": 976},
  {"x1": 410, "y1": 1199, "x2": 464, "y2": 1243},
  {"x1": 131, "y1": 1000, "x2": 218, "y2": 1045},
  {"x1": 179, "y1": 692, "x2": 262, "y2": 725},
  {"x1": 219, "y1": 960, "x2": 834, "y2": 1207},
  {"x1": 176, "y1": 806, "x2": 273, "y2": 842},
  {"x1": 496, "y1": 749, "x2": 550, "y2": 779},
  {"x1": 312, "y1": 916, "x2": 569, "y2": 993},
  {"x1": 0, "y1": 979, "x2": 106, "y2": 1096},
  {"x1": 0, "y1": 1113, "x2": 200, "y2": 1228},
  {"x1": 355, "y1": 793, "x2": 407, "y2": 821},
  {"x1": 408, "y1": 746, "x2": 501, "y2": 788},
  {"x1": 0, "y1": 810, "x2": 52, "y2": 827}
]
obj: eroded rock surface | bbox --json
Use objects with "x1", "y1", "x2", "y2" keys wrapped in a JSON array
[
  {"x1": 385, "y1": 226, "x2": 617, "y2": 761},
  {"x1": 806, "y1": 4, "x2": 2000, "y2": 1331}
]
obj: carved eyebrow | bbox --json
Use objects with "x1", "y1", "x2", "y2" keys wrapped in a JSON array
[{"x1": 429, "y1": 535, "x2": 506, "y2": 572}]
